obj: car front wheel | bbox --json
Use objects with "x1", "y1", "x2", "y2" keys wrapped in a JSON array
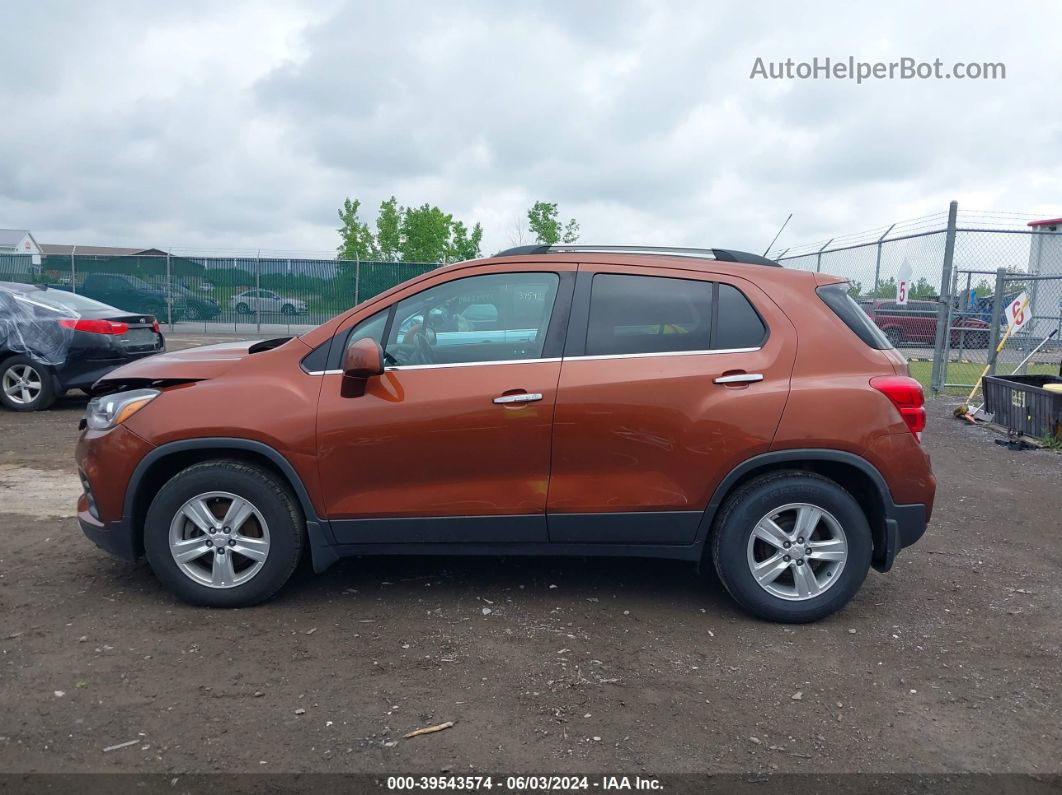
[
  {"x1": 711, "y1": 471, "x2": 872, "y2": 623},
  {"x1": 143, "y1": 460, "x2": 304, "y2": 607},
  {"x1": 0, "y1": 356, "x2": 57, "y2": 412}
]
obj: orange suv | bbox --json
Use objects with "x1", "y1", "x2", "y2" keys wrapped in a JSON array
[{"x1": 75, "y1": 246, "x2": 934, "y2": 622}]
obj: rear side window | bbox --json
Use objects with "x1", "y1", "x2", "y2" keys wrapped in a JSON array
[
  {"x1": 715, "y1": 284, "x2": 767, "y2": 349},
  {"x1": 817, "y1": 283, "x2": 893, "y2": 350},
  {"x1": 586, "y1": 274, "x2": 712, "y2": 355}
]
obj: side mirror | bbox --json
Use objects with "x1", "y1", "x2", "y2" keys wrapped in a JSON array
[{"x1": 342, "y1": 338, "x2": 384, "y2": 381}]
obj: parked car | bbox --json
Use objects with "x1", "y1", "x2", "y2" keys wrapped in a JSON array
[
  {"x1": 230, "y1": 289, "x2": 307, "y2": 316},
  {"x1": 57, "y1": 273, "x2": 186, "y2": 322},
  {"x1": 858, "y1": 299, "x2": 991, "y2": 348},
  {"x1": 140, "y1": 277, "x2": 223, "y2": 321},
  {"x1": 76, "y1": 245, "x2": 935, "y2": 622},
  {"x1": 167, "y1": 284, "x2": 221, "y2": 321},
  {"x1": 0, "y1": 282, "x2": 165, "y2": 411}
]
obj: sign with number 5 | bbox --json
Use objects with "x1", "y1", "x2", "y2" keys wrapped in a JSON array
[
  {"x1": 895, "y1": 258, "x2": 913, "y2": 306},
  {"x1": 1005, "y1": 292, "x2": 1030, "y2": 333}
]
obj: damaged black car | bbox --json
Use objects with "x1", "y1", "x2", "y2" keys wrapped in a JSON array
[{"x1": 0, "y1": 282, "x2": 165, "y2": 411}]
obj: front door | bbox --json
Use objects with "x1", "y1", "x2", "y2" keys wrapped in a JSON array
[
  {"x1": 316, "y1": 267, "x2": 574, "y2": 544},
  {"x1": 546, "y1": 265, "x2": 797, "y2": 545}
]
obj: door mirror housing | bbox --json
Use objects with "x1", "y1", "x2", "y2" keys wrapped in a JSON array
[
  {"x1": 341, "y1": 338, "x2": 384, "y2": 398},
  {"x1": 342, "y1": 338, "x2": 385, "y2": 381}
]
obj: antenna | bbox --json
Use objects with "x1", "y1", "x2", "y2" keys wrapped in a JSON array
[{"x1": 763, "y1": 213, "x2": 792, "y2": 257}]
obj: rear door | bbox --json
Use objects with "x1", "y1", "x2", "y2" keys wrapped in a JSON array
[{"x1": 546, "y1": 264, "x2": 797, "y2": 545}]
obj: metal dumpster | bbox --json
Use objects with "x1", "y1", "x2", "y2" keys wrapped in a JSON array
[{"x1": 982, "y1": 374, "x2": 1062, "y2": 440}]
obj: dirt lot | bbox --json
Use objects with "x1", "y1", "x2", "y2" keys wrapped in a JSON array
[{"x1": 1, "y1": 344, "x2": 1060, "y2": 776}]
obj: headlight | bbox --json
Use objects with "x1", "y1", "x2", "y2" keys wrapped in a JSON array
[{"x1": 86, "y1": 388, "x2": 160, "y2": 430}]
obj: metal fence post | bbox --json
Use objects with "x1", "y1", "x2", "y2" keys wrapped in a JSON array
[
  {"x1": 873, "y1": 224, "x2": 895, "y2": 298},
  {"x1": 354, "y1": 253, "x2": 361, "y2": 306},
  {"x1": 930, "y1": 200, "x2": 959, "y2": 393},
  {"x1": 986, "y1": 268, "x2": 1006, "y2": 376},
  {"x1": 255, "y1": 250, "x2": 261, "y2": 335},
  {"x1": 165, "y1": 250, "x2": 174, "y2": 330},
  {"x1": 815, "y1": 239, "x2": 833, "y2": 273},
  {"x1": 70, "y1": 246, "x2": 77, "y2": 293}
]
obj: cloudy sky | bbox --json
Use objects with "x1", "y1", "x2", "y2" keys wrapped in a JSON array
[{"x1": 2, "y1": 0, "x2": 1060, "y2": 257}]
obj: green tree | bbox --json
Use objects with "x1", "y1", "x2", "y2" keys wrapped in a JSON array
[
  {"x1": 399, "y1": 204, "x2": 454, "y2": 263},
  {"x1": 847, "y1": 280, "x2": 863, "y2": 298},
  {"x1": 336, "y1": 197, "x2": 376, "y2": 260},
  {"x1": 909, "y1": 277, "x2": 936, "y2": 300},
  {"x1": 874, "y1": 277, "x2": 897, "y2": 298},
  {"x1": 527, "y1": 201, "x2": 579, "y2": 245},
  {"x1": 376, "y1": 196, "x2": 401, "y2": 262},
  {"x1": 973, "y1": 278, "x2": 993, "y2": 298},
  {"x1": 448, "y1": 220, "x2": 483, "y2": 262}
]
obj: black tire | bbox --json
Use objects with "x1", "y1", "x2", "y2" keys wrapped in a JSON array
[
  {"x1": 143, "y1": 460, "x2": 304, "y2": 607},
  {"x1": 183, "y1": 303, "x2": 201, "y2": 321},
  {"x1": 0, "y1": 355, "x2": 57, "y2": 412},
  {"x1": 884, "y1": 327, "x2": 904, "y2": 347},
  {"x1": 236, "y1": 302, "x2": 251, "y2": 315},
  {"x1": 711, "y1": 471, "x2": 872, "y2": 623},
  {"x1": 281, "y1": 304, "x2": 296, "y2": 316}
]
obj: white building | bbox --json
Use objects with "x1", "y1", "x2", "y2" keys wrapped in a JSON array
[
  {"x1": 1026, "y1": 218, "x2": 1062, "y2": 337},
  {"x1": 0, "y1": 229, "x2": 42, "y2": 261}
]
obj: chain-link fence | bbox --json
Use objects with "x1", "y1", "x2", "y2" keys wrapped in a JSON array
[
  {"x1": 0, "y1": 252, "x2": 439, "y2": 336},
  {"x1": 770, "y1": 205, "x2": 1062, "y2": 398},
  {"x1": 2, "y1": 206, "x2": 1059, "y2": 398}
]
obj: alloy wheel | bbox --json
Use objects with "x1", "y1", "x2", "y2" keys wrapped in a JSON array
[
  {"x1": 168, "y1": 491, "x2": 271, "y2": 589},
  {"x1": 746, "y1": 503, "x2": 848, "y2": 601},
  {"x1": 2, "y1": 364, "x2": 43, "y2": 406}
]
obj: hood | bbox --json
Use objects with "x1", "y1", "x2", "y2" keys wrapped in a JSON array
[{"x1": 93, "y1": 339, "x2": 275, "y2": 390}]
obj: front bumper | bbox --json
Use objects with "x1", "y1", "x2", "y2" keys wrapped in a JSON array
[
  {"x1": 78, "y1": 497, "x2": 139, "y2": 560},
  {"x1": 76, "y1": 424, "x2": 155, "y2": 557}
]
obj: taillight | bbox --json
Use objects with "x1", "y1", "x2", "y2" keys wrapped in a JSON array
[
  {"x1": 58, "y1": 318, "x2": 129, "y2": 335},
  {"x1": 870, "y1": 375, "x2": 926, "y2": 439},
  {"x1": 151, "y1": 320, "x2": 161, "y2": 333}
]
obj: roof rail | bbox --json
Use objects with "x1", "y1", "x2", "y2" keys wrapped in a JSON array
[{"x1": 492, "y1": 244, "x2": 780, "y2": 267}]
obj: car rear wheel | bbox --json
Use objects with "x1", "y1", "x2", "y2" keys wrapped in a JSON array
[
  {"x1": 710, "y1": 471, "x2": 872, "y2": 623},
  {"x1": 236, "y1": 302, "x2": 251, "y2": 315},
  {"x1": 183, "y1": 304, "x2": 201, "y2": 321},
  {"x1": 0, "y1": 356, "x2": 57, "y2": 412},
  {"x1": 884, "y1": 327, "x2": 904, "y2": 347},
  {"x1": 143, "y1": 460, "x2": 304, "y2": 607}
]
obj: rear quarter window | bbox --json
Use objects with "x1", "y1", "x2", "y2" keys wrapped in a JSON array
[
  {"x1": 817, "y1": 283, "x2": 893, "y2": 350},
  {"x1": 715, "y1": 284, "x2": 767, "y2": 349}
]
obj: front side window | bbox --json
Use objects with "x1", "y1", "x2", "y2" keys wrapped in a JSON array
[
  {"x1": 344, "y1": 309, "x2": 388, "y2": 354},
  {"x1": 586, "y1": 274, "x2": 713, "y2": 355},
  {"x1": 385, "y1": 272, "x2": 560, "y2": 366}
]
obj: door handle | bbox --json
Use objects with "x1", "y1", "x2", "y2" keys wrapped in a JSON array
[
  {"x1": 714, "y1": 373, "x2": 764, "y2": 385},
  {"x1": 493, "y1": 392, "x2": 543, "y2": 404}
]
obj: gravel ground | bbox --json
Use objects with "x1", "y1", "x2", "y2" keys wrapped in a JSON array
[{"x1": 0, "y1": 359, "x2": 1059, "y2": 775}]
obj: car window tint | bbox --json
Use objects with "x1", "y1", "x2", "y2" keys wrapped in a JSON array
[
  {"x1": 715, "y1": 284, "x2": 767, "y2": 349},
  {"x1": 586, "y1": 274, "x2": 712, "y2": 356},
  {"x1": 385, "y1": 272, "x2": 559, "y2": 366}
]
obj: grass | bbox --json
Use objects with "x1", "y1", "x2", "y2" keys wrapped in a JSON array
[{"x1": 906, "y1": 359, "x2": 1058, "y2": 395}]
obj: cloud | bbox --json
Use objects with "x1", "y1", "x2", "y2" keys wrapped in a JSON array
[{"x1": 0, "y1": 0, "x2": 1060, "y2": 258}]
